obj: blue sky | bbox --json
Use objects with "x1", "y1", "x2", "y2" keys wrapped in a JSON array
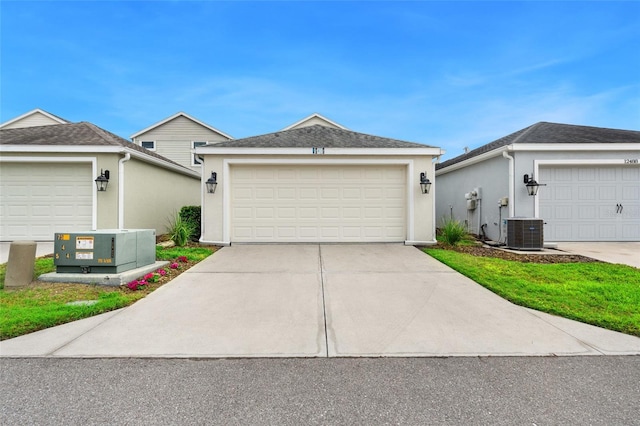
[{"x1": 2, "y1": 0, "x2": 639, "y2": 160}]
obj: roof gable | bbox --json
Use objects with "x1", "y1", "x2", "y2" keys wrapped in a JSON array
[
  {"x1": 130, "y1": 112, "x2": 233, "y2": 140},
  {"x1": 206, "y1": 124, "x2": 432, "y2": 149},
  {"x1": 282, "y1": 113, "x2": 348, "y2": 130},
  {"x1": 0, "y1": 108, "x2": 70, "y2": 129},
  {"x1": 437, "y1": 122, "x2": 640, "y2": 170}
]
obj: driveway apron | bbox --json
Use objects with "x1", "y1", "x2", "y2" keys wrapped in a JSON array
[{"x1": 1, "y1": 244, "x2": 639, "y2": 358}]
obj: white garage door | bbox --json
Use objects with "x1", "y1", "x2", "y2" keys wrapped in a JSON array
[
  {"x1": 230, "y1": 165, "x2": 407, "y2": 242},
  {"x1": 0, "y1": 162, "x2": 93, "y2": 241},
  {"x1": 539, "y1": 165, "x2": 640, "y2": 241}
]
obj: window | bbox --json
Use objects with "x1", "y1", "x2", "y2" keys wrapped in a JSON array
[
  {"x1": 192, "y1": 141, "x2": 207, "y2": 166},
  {"x1": 141, "y1": 141, "x2": 156, "y2": 151}
]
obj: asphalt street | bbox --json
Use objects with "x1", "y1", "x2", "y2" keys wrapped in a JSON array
[{"x1": 2, "y1": 356, "x2": 639, "y2": 425}]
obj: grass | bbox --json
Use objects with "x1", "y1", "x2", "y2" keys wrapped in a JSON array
[
  {"x1": 425, "y1": 248, "x2": 640, "y2": 337},
  {"x1": 0, "y1": 245, "x2": 215, "y2": 340}
]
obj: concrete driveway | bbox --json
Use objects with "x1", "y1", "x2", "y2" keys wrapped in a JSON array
[
  {"x1": 1, "y1": 244, "x2": 639, "y2": 358},
  {"x1": 556, "y1": 242, "x2": 640, "y2": 269}
]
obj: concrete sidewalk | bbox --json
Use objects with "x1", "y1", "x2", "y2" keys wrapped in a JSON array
[{"x1": 1, "y1": 244, "x2": 639, "y2": 358}]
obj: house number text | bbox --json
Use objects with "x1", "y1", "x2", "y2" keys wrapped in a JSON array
[
  {"x1": 624, "y1": 159, "x2": 638, "y2": 164},
  {"x1": 312, "y1": 147, "x2": 325, "y2": 154}
]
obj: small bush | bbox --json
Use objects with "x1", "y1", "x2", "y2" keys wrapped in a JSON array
[
  {"x1": 439, "y1": 218, "x2": 469, "y2": 246},
  {"x1": 179, "y1": 205, "x2": 201, "y2": 241},
  {"x1": 167, "y1": 213, "x2": 195, "y2": 247}
]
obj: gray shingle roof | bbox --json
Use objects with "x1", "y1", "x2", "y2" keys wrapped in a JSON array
[
  {"x1": 207, "y1": 124, "x2": 433, "y2": 148},
  {"x1": 0, "y1": 122, "x2": 189, "y2": 170},
  {"x1": 437, "y1": 122, "x2": 640, "y2": 170}
]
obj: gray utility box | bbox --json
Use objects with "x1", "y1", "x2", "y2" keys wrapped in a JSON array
[
  {"x1": 54, "y1": 229, "x2": 155, "y2": 273},
  {"x1": 506, "y1": 218, "x2": 544, "y2": 250}
]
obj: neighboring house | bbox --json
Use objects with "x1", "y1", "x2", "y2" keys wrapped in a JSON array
[
  {"x1": 282, "y1": 113, "x2": 348, "y2": 130},
  {"x1": 0, "y1": 122, "x2": 201, "y2": 241},
  {"x1": 435, "y1": 122, "x2": 640, "y2": 242},
  {"x1": 130, "y1": 112, "x2": 233, "y2": 173},
  {"x1": 196, "y1": 124, "x2": 442, "y2": 245},
  {"x1": 0, "y1": 108, "x2": 70, "y2": 129}
]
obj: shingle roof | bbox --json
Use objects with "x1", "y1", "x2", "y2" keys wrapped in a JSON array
[
  {"x1": 0, "y1": 122, "x2": 189, "y2": 170},
  {"x1": 436, "y1": 122, "x2": 640, "y2": 170},
  {"x1": 207, "y1": 124, "x2": 433, "y2": 149}
]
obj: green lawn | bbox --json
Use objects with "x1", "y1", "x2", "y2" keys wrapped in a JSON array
[
  {"x1": 0, "y1": 245, "x2": 215, "y2": 340},
  {"x1": 425, "y1": 248, "x2": 640, "y2": 337}
]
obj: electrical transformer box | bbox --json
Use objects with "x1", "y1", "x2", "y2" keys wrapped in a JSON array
[{"x1": 54, "y1": 229, "x2": 155, "y2": 273}]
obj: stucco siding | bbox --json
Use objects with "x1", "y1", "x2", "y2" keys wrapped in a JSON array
[
  {"x1": 436, "y1": 155, "x2": 509, "y2": 241},
  {"x1": 123, "y1": 158, "x2": 200, "y2": 234},
  {"x1": 201, "y1": 154, "x2": 435, "y2": 244}
]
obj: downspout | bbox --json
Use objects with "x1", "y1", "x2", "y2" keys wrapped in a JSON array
[
  {"x1": 502, "y1": 149, "x2": 515, "y2": 218},
  {"x1": 118, "y1": 152, "x2": 131, "y2": 229}
]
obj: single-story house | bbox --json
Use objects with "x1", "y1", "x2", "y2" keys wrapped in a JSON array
[
  {"x1": 0, "y1": 120, "x2": 201, "y2": 241},
  {"x1": 435, "y1": 122, "x2": 640, "y2": 242},
  {"x1": 196, "y1": 123, "x2": 442, "y2": 245},
  {"x1": 130, "y1": 112, "x2": 233, "y2": 173}
]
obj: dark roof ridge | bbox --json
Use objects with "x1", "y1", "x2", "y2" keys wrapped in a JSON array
[{"x1": 209, "y1": 124, "x2": 433, "y2": 149}]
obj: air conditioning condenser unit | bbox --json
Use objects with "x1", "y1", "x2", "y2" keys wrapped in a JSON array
[{"x1": 506, "y1": 218, "x2": 543, "y2": 250}]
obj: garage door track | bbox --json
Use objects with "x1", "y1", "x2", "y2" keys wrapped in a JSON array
[{"x1": 2, "y1": 245, "x2": 639, "y2": 357}]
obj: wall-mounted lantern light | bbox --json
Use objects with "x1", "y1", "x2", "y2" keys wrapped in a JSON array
[
  {"x1": 420, "y1": 172, "x2": 432, "y2": 194},
  {"x1": 205, "y1": 172, "x2": 218, "y2": 194},
  {"x1": 95, "y1": 169, "x2": 110, "y2": 192},
  {"x1": 523, "y1": 174, "x2": 545, "y2": 196}
]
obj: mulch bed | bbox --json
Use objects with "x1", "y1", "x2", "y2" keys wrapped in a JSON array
[{"x1": 425, "y1": 242, "x2": 600, "y2": 264}]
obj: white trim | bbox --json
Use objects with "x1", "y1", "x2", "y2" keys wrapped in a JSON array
[
  {"x1": 1, "y1": 145, "x2": 200, "y2": 178},
  {"x1": 511, "y1": 143, "x2": 640, "y2": 152},
  {"x1": 191, "y1": 141, "x2": 208, "y2": 166},
  {"x1": 0, "y1": 108, "x2": 69, "y2": 128},
  {"x1": 281, "y1": 113, "x2": 348, "y2": 130},
  {"x1": 0, "y1": 145, "x2": 123, "y2": 153},
  {"x1": 220, "y1": 158, "x2": 417, "y2": 245},
  {"x1": 436, "y1": 143, "x2": 640, "y2": 175},
  {"x1": 0, "y1": 156, "x2": 98, "y2": 230},
  {"x1": 130, "y1": 111, "x2": 233, "y2": 140},
  {"x1": 533, "y1": 158, "x2": 640, "y2": 217},
  {"x1": 197, "y1": 147, "x2": 441, "y2": 156},
  {"x1": 436, "y1": 147, "x2": 508, "y2": 175}
]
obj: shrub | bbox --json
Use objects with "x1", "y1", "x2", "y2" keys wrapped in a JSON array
[
  {"x1": 439, "y1": 218, "x2": 469, "y2": 246},
  {"x1": 167, "y1": 212, "x2": 195, "y2": 247},
  {"x1": 179, "y1": 205, "x2": 201, "y2": 241}
]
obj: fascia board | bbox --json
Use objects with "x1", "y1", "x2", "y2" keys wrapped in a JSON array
[
  {"x1": 196, "y1": 147, "x2": 441, "y2": 156},
  {"x1": 130, "y1": 112, "x2": 233, "y2": 140},
  {"x1": 510, "y1": 143, "x2": 640, "y2": 151},
  {"x1": 123, "y1": 148, "x2": 201, "y2": 178},
  {"x1": 435, "y1": 147, "x2": 508, "y2": 176},
  {"x1": 0, "y1": 145, "x2": 123, "y2": 153},
  {"x1": 0, "y1": 145, "x2": 199, "y2": 178}
]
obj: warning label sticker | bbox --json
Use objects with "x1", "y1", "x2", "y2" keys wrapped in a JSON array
[
  {"x1": 75, "y1": 252, "x2": 94, "y2": 260},
  {"x1": 76, "y1": 237, "x2": 94, "y2": 250}
]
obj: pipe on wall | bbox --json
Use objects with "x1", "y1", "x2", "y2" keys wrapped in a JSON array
[
  {"x1": 502, "y1": 150, "x2": 515, "y2": 217},
  {"x1": 118, "y1": 152, "x2": 131, "y2": 229}
]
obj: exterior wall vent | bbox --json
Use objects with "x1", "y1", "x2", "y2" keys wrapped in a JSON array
[{"x1": 506, "y1": 218, "x2": 543, "y2": 250}]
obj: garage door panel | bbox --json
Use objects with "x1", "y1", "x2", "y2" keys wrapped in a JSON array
[
  {"x1": 230, "y1": 165, "x2": 406, "y2": 242},
  {"x1": 540, "y1": 165, "x2": 639, "y2": 241},
  {"x1": 1, "y1": 162, "x2": 93, "y2": 241}
]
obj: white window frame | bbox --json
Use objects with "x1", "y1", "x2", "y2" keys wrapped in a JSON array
[
  {"x1": 192, "y1": 141, "x2": 208, "y2": 166},
  {"x1": 140, "y1": 140, "x2": 156, "y2": 151}
]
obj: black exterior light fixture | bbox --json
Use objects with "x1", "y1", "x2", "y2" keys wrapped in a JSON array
[
  {"x1": 420, "y1": 172, "x2": 432, "y2": 194},
  {"x1": 205, "y1": 172, "x2": 218, "y2": 194},
  {"x1": 95, "y1": 169, "x2": 110, "y2": 192},
  {"x1": 524, "y1": 174, "x2": 545, "y2": 196}
]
